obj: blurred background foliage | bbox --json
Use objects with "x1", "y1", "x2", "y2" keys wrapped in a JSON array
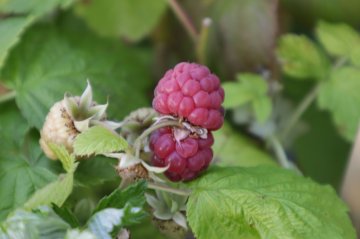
[{"x1": 1, "y1": 0, "x2": 360, "y2": 237}]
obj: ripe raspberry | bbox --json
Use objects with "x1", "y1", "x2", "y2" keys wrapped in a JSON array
[
  {"x1": 149, "y1": 127, "x2": 214, "y2": 182},
  {"x1": 153, "y1": 62, "x2": 225, "y2": 130}
]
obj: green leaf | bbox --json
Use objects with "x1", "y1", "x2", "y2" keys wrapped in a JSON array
[
  {"x1": 94, "y1": 180, "x2": 146, "y2": 213},
  {"x1": 1, "y1": 20, "x2": 152, "y2": 129},
  {"x1": 317, "y1": 67, "x2": 360, "y2": 141},
  {"x1": 187, "y1": 166, "x2": 355, "y2": 239},
  {"x1": 52, "y1": 204, "x2": 80, "y2": 228},
  {"x1": 213, "y1": 123, "x2": 276, "y2": 167},
  {"x1": 48, "y1": 143, "x2": 76, "y2": 173},
  {"x1": 74, "y1": 126, "x2": 128, "y2": 157},
  {"x1": 223, "y1": 73, "x2": 272, "y2": 122},
  {"x1": 74, "y1": 0, "x2": 167, "y2": 41},
  {"x1": 0, "y1": 16, "x2": 33, "y2": 70},
  {"x1": 24, "y1": 173, "x2": 74, "y2": 210},
  {"x1": 316, "y1": 21, "x2": 360, "y2": 58},
  {"x1": 0, "y1": 0, "x2": 74, "y2": 16},
  {"x1": 277, "y1": 34, "x2": 329, "y2": 80},
  {"x1": 0, "y1": 206, "x2": 70, "y2": 239},
  {"x1": 0, "y1": 116, "x2": 58, "y2": 220},
  {"x1": 87, "y1": 206, "x2": 144, "y2": 239},
  {"x1": 65, "y1": 229, "x2": 96, "y2": 239}
]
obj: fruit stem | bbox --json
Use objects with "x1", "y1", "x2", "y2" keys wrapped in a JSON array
[
  {"x1": 0, "y1": 90, "x2": 16, "y2": 104},
  {"x1": 196, "y1": 18, "x2": 212, "y2": 64},
  {"x1": 134, "y1": 120, "x2": 182, "y2": 158},
  {"x1": 167, "y1": 0, "x2": 198, "y2": 43},
  {"x1": 148, "y1": 181, "x2": 191, "y2": 196},
  {"x1": 268, "y1": 135, "x2": 292, "y2": 169}
]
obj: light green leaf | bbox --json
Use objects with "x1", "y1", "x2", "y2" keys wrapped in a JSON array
[
  {"x1": 317, "y1": 67, "x2": 360, "y2": 141},
  {"x1": 253, "y1": 96, "x2": 272, "y2": 123},
  {"x1": 187, "y1": 166, "x2": 355, "y2": 239},
  {"x1": 94, "y1": 180, "x2": 146, "y2": 213},
  {"x1": 0, "y1": 16, "x2": 33, "y2": 70},
  {"x1": 48, "y1": 143, "x2": 76, "y2": 173},
  {"x1": 277, "y1": 34, "x2": 329, "y2": 80},
  {"x1": 350, "y1": 45, "x2": 360, "y2": 67},
  {"x1": 223, "y1": 73, "x2": 268, "y2": 108},
  {"x1": 213, "y1": 123, "x2": 276, "y2": 167},
  {"x1": 0, "y1": 0, "x2": 74, "y2": 16},
  {"x1": 74, "y1": 126, "x2": 128, "y2": 156},
  {"x1": 24, "y1": 173, "x2": 74, "y2": 210},
  {"x1": 65, "y1": 229, "x2": 96, "y2": 239},
  {"x1": 1, "y1": 21, "x2": 152, "y2": 129},
  {"x1": 0, "y1": 206, "x2": 70, "y2": 239},
  {"x1": 74, "y1": 0, "x2": 167, "y2": 41},
  {"x1": 316, "y1": 21, "x2": 360, "y2": 58},
  {"x1": 87, "y1": 206, "x2": 144, "y2": 239}
]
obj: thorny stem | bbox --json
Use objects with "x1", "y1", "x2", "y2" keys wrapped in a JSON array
[
  {"x1": 196, "y1": 18, "x2": 212, "y2": 64},
  {"x1": 148, "y1": 181, "x2": 191, "y2": 196},
  {"x1": 280, "y1": 57, "x2": 347, "y2": 142},
  {"x1": 134, "y1": 120, "x2": 182, "y2": 158},
  {"x1": 167, "y1": 0, "x2": 198, "y2": 43},
  {"x1": 0, "y1": 90, "x2": 16, "y2": 104}
]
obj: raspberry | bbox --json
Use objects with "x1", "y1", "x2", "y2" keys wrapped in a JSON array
[
  {"x1": 153, "y1": 62, "x2": 225, "y2": 130},
  {"x1": 150, "y1": 127, "x2": 214, "y2": 182}
]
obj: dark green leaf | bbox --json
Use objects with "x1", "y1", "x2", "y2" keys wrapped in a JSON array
[
  {"x1": 74, "y1": 0, "x2": 167, "y2": 41},
  {"x1": 187, "y1": 166, "x2": 355, "y2": 239},
  {"x1": 52, "y1": 204, "x2": 80, "y2": 228},
  {"x1": 94, "y1": 180, "x2": 146, "y2": 213},
  {"x1": 1, "y1": 21, "x2": 152, "y2": 129}
]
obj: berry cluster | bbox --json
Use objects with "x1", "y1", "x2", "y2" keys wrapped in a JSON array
[{"x1": 151, "y1": 62, "x2": 224, "y2": 181}]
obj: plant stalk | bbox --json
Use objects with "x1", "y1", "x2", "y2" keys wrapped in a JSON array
[
  {"x1": 148, "y1": 181, "x2": 191, "y2": 196},
  {"x1": 0, "y1": 90, "x2": 16, "y2": 104},
  {"x1": 167, "y1": 0, "x2": 198, "y2": 43},
  {"x1": 269, "y1": 135, "x2": 292, "y2": 169},
  {"x1": 196, "y1": 18, "x2": 212, "y2": 64}
]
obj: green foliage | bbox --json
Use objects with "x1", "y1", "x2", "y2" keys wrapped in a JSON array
[
  {"x1": 316, "y1": 21, "x2": 360, "y2": 58},
  {"x1": 187, "y1": 166, "x2": 355, "y2": 239},
  {"x1": 0, "y1": 16, "x2": 33, "y2": 70},
  {"x1": 48, "y1": 144, "x2": 76, "y2": 173},
  {"x1": 223, "y1": 73, "x2": 272, "y2": 122},
  {"x1": 94, "y1": 180, "x2": 146, "y2": 213},
  {"x1": 74, "y1": 0, "x2": 167, "y2": 41},
  {"x1": 0, "y1": 104, "x2": 58, "y2": 220},
  {"x1": 0, "y1": 21, "x2": 152, "y2": 129},
  {"x1": 74, "y1": 126, "x2": 128, "y2": 157},
  {"x1": 0, "y1": 206, "x2": 70, "y2": 239},
  {"x1": 317, "y1": 67, "x2": 360, "y2": 141},
  {"x1": 52, "y1": 204, "x2": 80, "y2": 228},
  {"x1": 277, "y1": 34, "x2": 329, "y2": 80},
  {"x1": 0, "y1": 0, "x2": 73, "y2": 16},
  {"x1": 213, "y1": 123, "x2": 276, "y2": 167}
]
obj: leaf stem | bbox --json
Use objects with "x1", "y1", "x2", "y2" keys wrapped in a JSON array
[
  {"x1": 134, "y1": 120, "x2": 182, "y2": 158},
  {"x1": 196, "y1": 18, "x2": 212, "y2": 64},
  {"x1": 0, "y1": 90, "x2": 16, "y2": 104},
  {"x1": 147, "y1": 181, "x2": 191, "y2": 196},
  {"x1": 268, "y1": 135, "x2": 292, "y2": 169},
  {"x1": 167, "y1": 0, "x2": 198, "y2": 43},
  {"x1": 280, "y1": 84, "x2": 320, "y2": 141}
]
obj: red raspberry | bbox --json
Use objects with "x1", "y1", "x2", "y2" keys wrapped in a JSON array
[
  {"x1": 153, "y1": 62, "x2": 225, "y2": 130},
  {"x1": 149, "y1": 127, "x2": 214, "y2": 182}
]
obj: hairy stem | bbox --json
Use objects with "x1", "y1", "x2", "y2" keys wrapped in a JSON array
[
  {"x1": 196, "y1": 18, "x2": 212, "y2": 64},
  {"x1": 134, "y1": 120, "x2": 182, "y2": 158},
  {"x1": 269, "y1": 136, "x2": 292, "y2": 169},
  {"x1": 167, "y1": 0, "x2": 198, "y2": 42},
  {"x1": 0, "y1": 90, "x2": 16, "y2": 104},
  {"x1": 148, "y1": 181, "x2": 191, "y2": 196}
]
